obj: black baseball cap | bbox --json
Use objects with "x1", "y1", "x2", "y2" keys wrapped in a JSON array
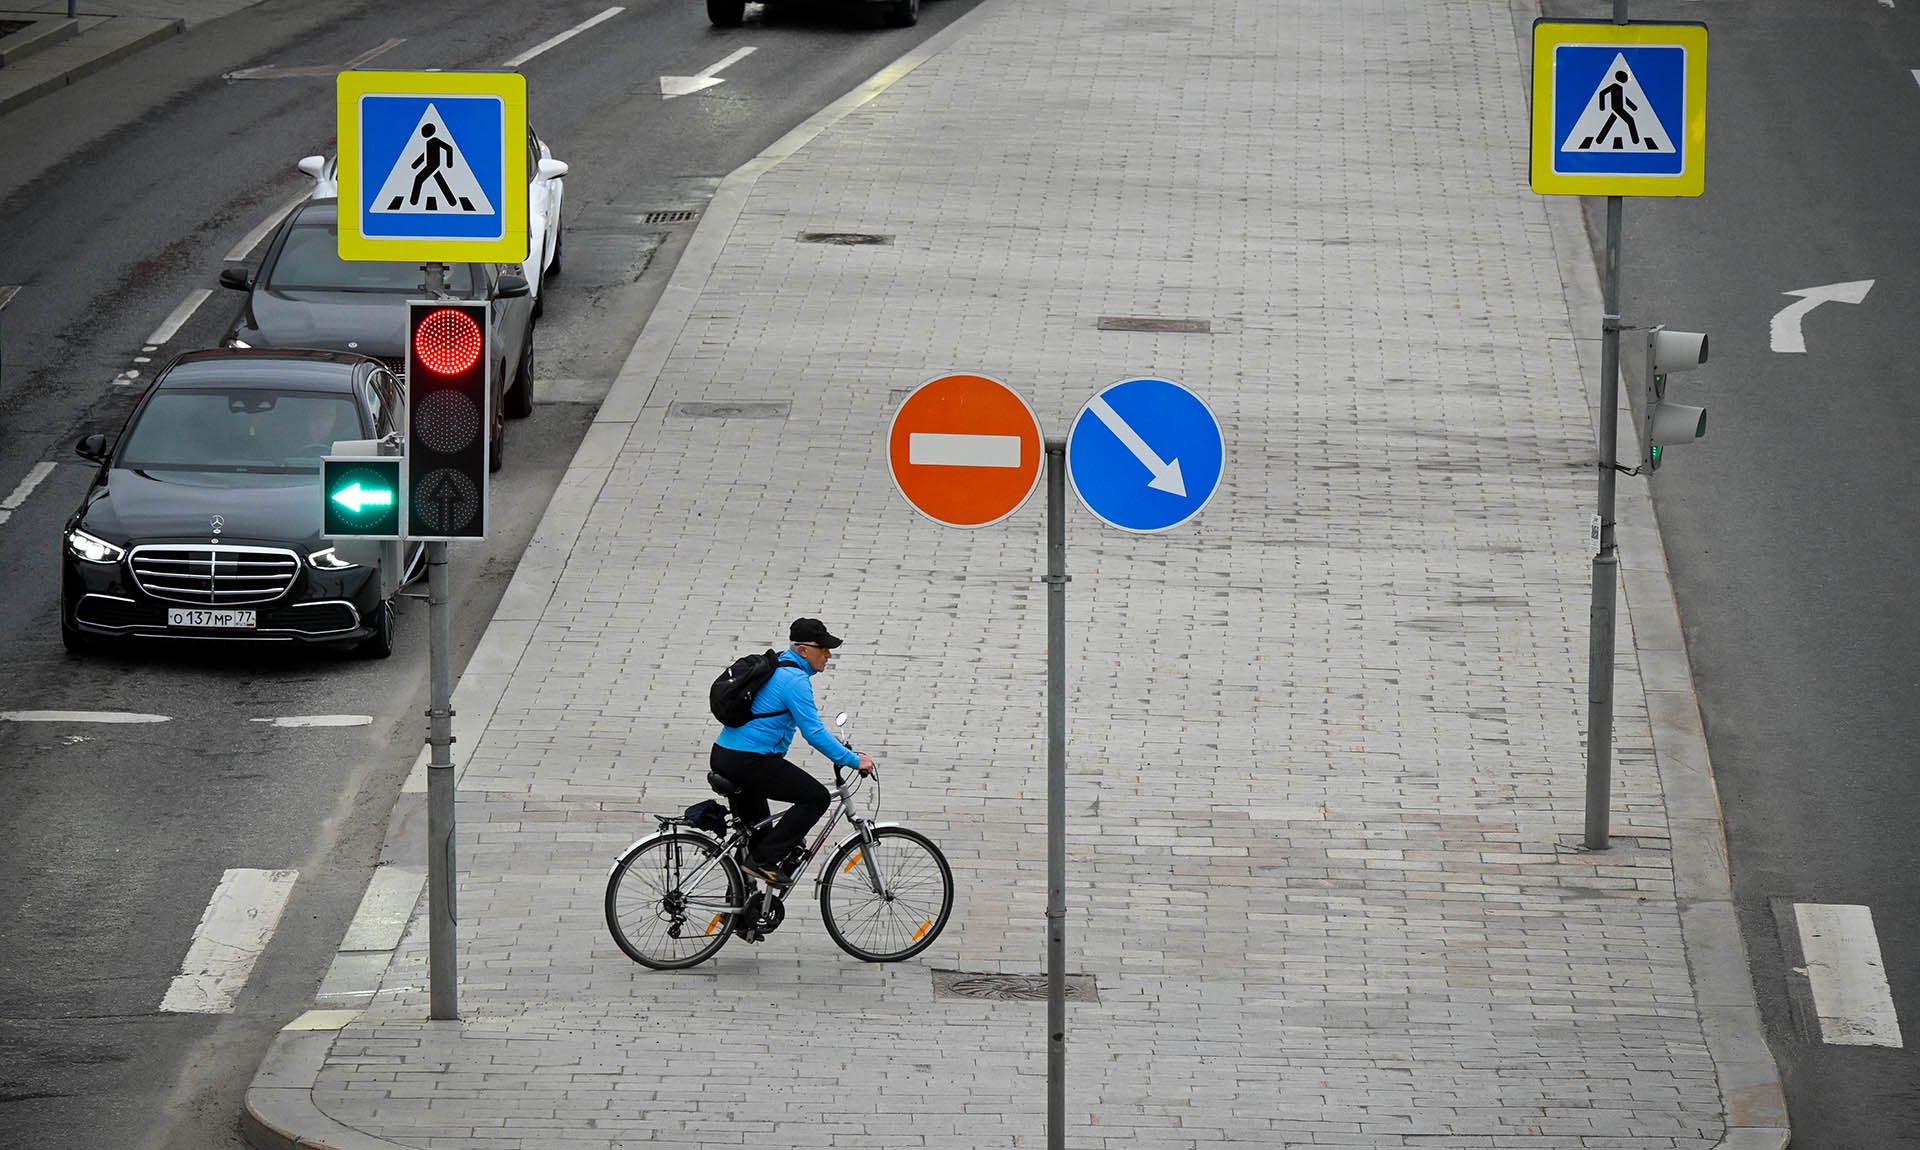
[{"x1": 789, "y1": 617, "x2": 842, "y2": 649}]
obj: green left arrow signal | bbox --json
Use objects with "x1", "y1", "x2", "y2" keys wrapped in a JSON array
[
  {"x1": 331, "y1": 482, "x2": 396, "y2": 515},
  {"x1": 322, "y1": 457, "x2": 403, "y2": 539}
]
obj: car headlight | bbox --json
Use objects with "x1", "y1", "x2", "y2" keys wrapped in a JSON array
[
  {"x1": 66, "y1": 528, "x2": 126, "y2": 564},
  {"x1": 307, "y1": 546, "x2": 359, "y2": 571}
]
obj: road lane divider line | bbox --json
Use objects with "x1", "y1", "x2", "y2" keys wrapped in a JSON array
[
  {"x1": 0, "y1": 284, "x2": 19, "y2": 309},
  {"x1": 0, "y1": 709, "x2": 170, "y2": 723},
  {"x1": 225, "y1": 188, "x2": 311, "y2": 264},
  {"x1": 160, "y1": 868, "x2": 298, "y2": 1014},
  {"x1": 0, "y1": 461, "x2": 58, "y2": 525},
  {"x1": 250, "y1": 715, "x2": 374, "y2": 728},
  {"x1": 502, "y1": 6, "x2": 625, "y2": 68},
  {"x1": 143, "y1": 288, "x2": 213, "y2": 347},
  {"x1": 1794, "y1": 902, "x2": 1904, "y2": 1047}
]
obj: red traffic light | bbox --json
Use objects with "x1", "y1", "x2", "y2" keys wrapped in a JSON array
[{"x1": 412, "y1": 307, "x2": 483, "y2": 376}]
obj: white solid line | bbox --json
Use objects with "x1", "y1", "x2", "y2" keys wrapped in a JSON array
[
  {"x1": 249, "y1": 715, "x2": 374, "y2": 728},
  {"x1": 160, "y1": 868, "x2": 298, "y2": 1014},
  {"x1": 143, "y1": 289, "x2": 213, "y2": 347},
  {"x1": 1, "y1": 461, "x2": 56, "y2": 511},
  {"x1": 0, "y1": 710, "x2": 171, "y2": 723},
  {"x1": 1796, "y1": 902, "x2": 1904, "y2": 1047},
  {"x1": 502, "y1": 6, "x2": 625, "y2": 68},
  {"x1": 908, "y1": 432, "x2": 1023, "y2": 468},
  {"x1": 223, "y1": 189, "x2": 310, "y2": 264},
  {"x1": 0, "y1": 284, "x2": 20, "y2": 309}
]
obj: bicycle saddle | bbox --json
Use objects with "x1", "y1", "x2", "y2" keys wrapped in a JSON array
[{"x1": 706, "y1": 770, "x2": 743, "y2": 798}]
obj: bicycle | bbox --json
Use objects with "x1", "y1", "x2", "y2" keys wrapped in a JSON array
[{"x1": 604, "y1": 714, "x2": 954, "y2": 969}]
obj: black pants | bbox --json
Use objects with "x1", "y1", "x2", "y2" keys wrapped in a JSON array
[{"x1": 709, "y1": 745, "x2": 830, "y2": 865}]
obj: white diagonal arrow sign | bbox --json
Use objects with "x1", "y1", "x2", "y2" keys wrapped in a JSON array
[
  {"x1": 1086, "y1": 395, "x2": 1185, "y2": 496},
  {"x1": 661, "y1": 46, "x2": 755, "y2": 99},
  {"x1": 1771, "y1": 279, "x2": 1874, "y2": 354}
]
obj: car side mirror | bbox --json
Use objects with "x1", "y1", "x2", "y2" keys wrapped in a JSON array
[
  {"x1": 76, "y1": 433, "x2": 110, "y2": 462},
  {"x1": 538, "y1": 158, "x2": 569, "y2": 180},
  {"x1": 497, "y1": 272, "x2": 530, "y2": 299},
  {"x1": 296, "y1": 155, "x2": 327, "y2": 180},
  {"x1": 218, "y1": 267, "x2": 253, "y2": 291}
]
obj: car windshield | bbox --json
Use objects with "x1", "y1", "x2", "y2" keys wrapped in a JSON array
[
  {"x1": 266, "y1": 222, "x2": 475, "y2": 293},
  {"x1": 118, "y1": 390, "x2": 363, "y2": 473}
]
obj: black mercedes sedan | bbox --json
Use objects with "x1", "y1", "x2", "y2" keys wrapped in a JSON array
[
  {"x1": 218, "y1": 199, "x2": 536, "y2": 470},
  {"x1": 61, "y1": 348, "x2": 409, "y2": 657}
]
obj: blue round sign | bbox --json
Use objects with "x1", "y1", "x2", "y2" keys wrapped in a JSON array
[{"x1": 1066, "y1": 377, "x2": 1223, "y2": 533}]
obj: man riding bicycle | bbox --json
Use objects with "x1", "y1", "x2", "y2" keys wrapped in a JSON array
[{"x1": 710, "y1": 617, "x2": 874, "y2": 887}]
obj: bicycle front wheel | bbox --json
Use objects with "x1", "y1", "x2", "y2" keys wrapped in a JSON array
[
  {"x1": 606, "y1": 831, "x2": 743, "y2": 970},
  {"x1": 819, "y1": 826, "x2": 954, "y2": 962}
]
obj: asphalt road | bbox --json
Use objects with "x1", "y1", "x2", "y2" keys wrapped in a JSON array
[
  {"x1": 0, "y1": 2, "x2": 983, "y2": 1147},
  {"x1": 1541, "y1": 0, "x2": 1920, "y2": 1146}
]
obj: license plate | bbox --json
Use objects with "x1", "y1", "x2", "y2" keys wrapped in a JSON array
[{"x1": 167, "y1": 608, "x2": 257, "y2": 629}]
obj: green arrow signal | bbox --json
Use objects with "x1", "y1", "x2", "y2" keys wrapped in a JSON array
[{"x1": 331, "y1": 481, "x2": 396, "y2": 515}]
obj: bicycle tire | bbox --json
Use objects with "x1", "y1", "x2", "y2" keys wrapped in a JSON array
[
  {"x1": 606, "y1": 831, "x2": 743, "y2": 969},
  {"x1": 818, "y1": 826, "x2": 953, "y2": 962}
]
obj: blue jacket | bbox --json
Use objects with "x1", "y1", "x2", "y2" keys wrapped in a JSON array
[{"x1": 714, "y1": 649, "x2": 860, "y2": 768}]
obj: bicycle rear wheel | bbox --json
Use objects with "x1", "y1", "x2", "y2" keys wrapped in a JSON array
[
  {"x1": 606, "y1": 831, "x2": 743, "y2": 969},
  {"x1": 819, "y1": 826, "x2": 953, "y2": 962}
]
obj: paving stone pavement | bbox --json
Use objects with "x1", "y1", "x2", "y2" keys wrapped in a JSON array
[{"x1": 244, "y1": 0, "x2": 1789, "y2": 1147}]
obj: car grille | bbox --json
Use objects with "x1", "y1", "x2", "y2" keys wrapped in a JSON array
[{"x1": 129, "y1": 545, "x2": 299, "y2": 605}]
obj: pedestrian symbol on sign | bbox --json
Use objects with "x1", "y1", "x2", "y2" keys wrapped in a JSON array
[
  {"x1": 369, "y1": 104, "x2": 496, "y2": 216},
  {"x1": 1562, "y1": 55, "x2": 1674, "y2": 154}
]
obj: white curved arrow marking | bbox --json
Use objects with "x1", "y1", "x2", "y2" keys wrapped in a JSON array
[
  {"x1": 1087, "y1": 396, "x2": 1185, "y2": 496},
  {"x1": 661, "y1": 46, "x2": 755, "y2": 98},
  {"x1": 1771, "y1": 279, "x2": 1874, "y2": 353}
]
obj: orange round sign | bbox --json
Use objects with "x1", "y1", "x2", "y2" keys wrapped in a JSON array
[{"x1": 888, "y1": 374, "x2": 1045, "y2": 528}]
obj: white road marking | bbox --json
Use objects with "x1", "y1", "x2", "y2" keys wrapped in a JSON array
[
  {"x1": 0, "y1": 284, "x2": 20, "y2": 309},
  {"x1": 223, "y1": 189, "x2": 310, "y2": 264},
  {"x1": 661, "y1": 46, "x2": 756, "y2": 98},
  {"x1": 0, "y1": 460, "x2": 57, "y2": 525},
  {"x1": 1795, "y1": 902, "x2": 1904, "y2": 1047},
  {"x1": 160, "y1": 868, "x2": 298, "y2": 1014},
  {"x1": 1770, "y1": 279, "x2": 1874, "y2": 353},
  {"x1": 503, "y1": 6, "x2": 625, "y2": 68},
  {"x1": 908, "y1": 432, "x2": 1023, "y2": 468},
  {"x1": 0, "y1": 710, "x2": 170, "y2": 723},
  {"x1": 143, "y1": 288, "x2": 213, "y2": 347},
  {"x1": 249, "y1": 715, "x2": 374, "y2": 728}
]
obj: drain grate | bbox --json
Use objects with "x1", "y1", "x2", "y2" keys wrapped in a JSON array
[
  {"x1": 1097, "y1": 315, "x2": 1211, "y2": 334},
  {"x1": 932, "y1": 970, "x2": 1099, "y2": 1002},
  {"x1": 644, "y1": 210, "x2": 697, "y2": 225},
  {"x1": 800, "y1": 232, "x2": 893, "y2": 246},
  {"x1": 669, "y1": 401, "x2": 790, "y2": 419}
]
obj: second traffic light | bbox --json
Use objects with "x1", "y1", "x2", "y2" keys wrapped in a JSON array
[
  {"x1": 406, "y1": 300, "x2": 490, "y2": 540},
  {"x1": 1643, "y1": 326, "x2": 1708, "y2": 471}
]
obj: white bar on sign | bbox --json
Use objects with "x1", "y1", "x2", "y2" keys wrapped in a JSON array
[
  {"x1": 160, "y1": 868, "x2": 298, "y2": 1014},
  {"x1": 908, "y1": 433, "x2": 1022, "y2": 468},
  {"x1": 1796, "y1": 902, "x2": 1904, "y2": 1047}
]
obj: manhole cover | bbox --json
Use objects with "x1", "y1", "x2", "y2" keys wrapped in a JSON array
[
  {"x1": 799, "y1": 232, "x2": 893, "y2": 245},
  {"x1": 669, "y1": 401, "x2": 789, "y2": 419},
  {"x1": 932, "y1": 970, "x2": 1099, "y2": 1002},
  {"x1": 1097, "y1": 315, "x2": 1211, "y2": 333}
]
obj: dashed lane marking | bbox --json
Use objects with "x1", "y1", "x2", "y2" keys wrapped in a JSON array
[
  {"x1": 0, "y1": 460, "x2": 57, "y2": 526},
  {"x1": 1795, "y1": 902, "x2": 1904, "y2": 1047},
  {"x1": 143, "y1": 289, "x2": 213, "y2": 347},
  {"x1": 250, "y1": 715, "x2": 374, "y2": 728},
  {"x1": 1, "y1": 709, "x2": 170, "y2": 723},
  {"x1": 502, "y1": 6, "x2": 625, "y2": 69},
  {"x1": 160, "y1": 868, "x2": 298, "y2": 1014}
]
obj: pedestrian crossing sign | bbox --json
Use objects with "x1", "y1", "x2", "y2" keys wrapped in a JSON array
[
  {"x1": 335, "y1": 71, "x2": 528, "y2": 262},
  {"x1": 1531, "y1": 21, "x2": 1707, "y2": 197}
]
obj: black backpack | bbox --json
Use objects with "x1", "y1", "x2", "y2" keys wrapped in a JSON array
[{"x1": 709, "y1": 650, "x2": 790, "y2": 727}]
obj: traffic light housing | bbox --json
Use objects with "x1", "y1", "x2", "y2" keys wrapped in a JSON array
[
  {"x1": 1643, "y1": 326, "x2": 1708, "y2": 471},
  {"x1": 322, "y1": 455, "x2": 403, "y2": 538},
  {"x1": 406, "y1": 300, "x2": 490, "y2": 540}
]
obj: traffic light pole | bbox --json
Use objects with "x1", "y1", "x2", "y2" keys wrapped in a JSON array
[
  {"x1": 1584, "y1": 192, "x2": 1624, "y2": 852},
  {"x1": 426, "y1": 540, "x2": 459, "y2": 1019},
  {"x1": 1042, "y1": 438, "x2": 1068, "y2": 1150}
]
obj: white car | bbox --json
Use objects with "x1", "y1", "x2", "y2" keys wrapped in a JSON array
[{"x1": 299, "y1": 126, "x2": 568, "y2": 315}]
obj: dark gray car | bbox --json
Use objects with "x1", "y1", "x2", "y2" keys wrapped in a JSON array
[{"x1": 219, "y1": 199, "x2": 537, "y2": 470}]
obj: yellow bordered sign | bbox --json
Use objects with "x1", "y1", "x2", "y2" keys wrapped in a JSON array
[
  {"x1": 335, "y1": 71, "x2": 528, "y2": 262},
  {"x1": 1531, "y1": 21, "x2": 1707, "y2": 197}
]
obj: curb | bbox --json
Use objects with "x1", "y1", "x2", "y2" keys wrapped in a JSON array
[{"x1": 0, "y1": 14, "x2": 183, "y2": 115}]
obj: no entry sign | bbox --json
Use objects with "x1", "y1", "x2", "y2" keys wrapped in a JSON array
[{"x1": 888, "y1": 373, "x2": 1044, "y2": 528}]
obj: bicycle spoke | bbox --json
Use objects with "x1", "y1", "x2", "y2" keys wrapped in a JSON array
[
  {"x1": 605, "y1": 832, "x2": 742, "y2": 969},
  {"x1": 820, "y1": 827, "x2": 953, "y2": 962}
]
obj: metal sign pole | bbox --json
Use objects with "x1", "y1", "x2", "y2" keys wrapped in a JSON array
[
  {"x1": 1043, "y1": 438, "x2": 1069, "y2": 1150},
  {"x1": 426, "y1": 539, "x2": 458, "y2": 1019}
]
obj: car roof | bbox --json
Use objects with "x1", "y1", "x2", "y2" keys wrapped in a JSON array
[{"x1": 158, "y1": 348, "x2": 377, "y2": 392}]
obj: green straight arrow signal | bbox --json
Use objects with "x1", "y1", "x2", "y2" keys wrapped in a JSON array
[{"x1": 332, "y1": 482, "x2": 396, "y2": 515}]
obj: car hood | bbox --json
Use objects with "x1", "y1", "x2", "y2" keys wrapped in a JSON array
[
  {"x1": 234, "y1": 290, "x2": 411, "y2": 357},
  {"x1": 78, "y1": 468, "x2": 325, "y2": 551}
]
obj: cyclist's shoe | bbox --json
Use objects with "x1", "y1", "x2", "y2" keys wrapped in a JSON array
[{"x1": 741, "y1": 856, "x2": 794, "y2": 888}]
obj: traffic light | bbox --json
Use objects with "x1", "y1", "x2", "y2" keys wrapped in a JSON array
[
  {"x1": 1643, "y1": 326, "x2": 1708, "y2": 471},
  {"x1": 322, "y1": 455, "x2": 403, "y2": 538},
  {"x1": 406, "y1": 300, "x2": 490, "y2": 540}
]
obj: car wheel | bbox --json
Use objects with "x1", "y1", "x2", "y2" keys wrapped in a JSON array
[
  {"x1": 708, "y1": 0, "x2": 746, "y2": 26},
  {"x1": 356, "y1": 598, "x2": 396, "y2": 659},
  {"x1": 884, "y1": 0, "x2": 918, "y2": 27},
  {"x1": 506, "y1": 327, "x2": 535, "y2": 419}
]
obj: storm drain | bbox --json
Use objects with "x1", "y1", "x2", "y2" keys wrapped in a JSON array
[
  {"x1": 932, "y1": 970, "x2": 1100, "y2": 1002},
  {"x1": 1097, "y1": 315, "x2": 1212, "y2": 334},
  {"x1": 669, "y1": 401, "x2": 790, "y2": 419},
  {"x1": 799, "y1": 232, "x2": 893, "y2": 245},
  {"x1": 644, "y1": 210, "x2": 697, "y2": 225}
]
